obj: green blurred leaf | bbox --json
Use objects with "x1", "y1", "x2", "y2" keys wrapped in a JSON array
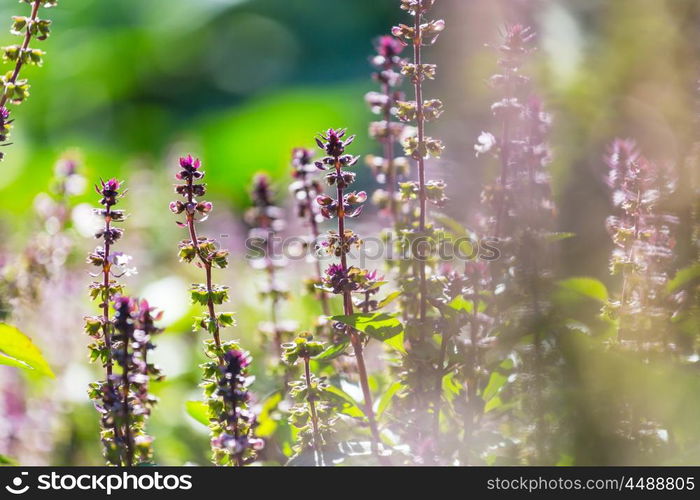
[
  {"x1": 185, "y1": 401, "x2": 209, "y2": 427},
  {"x1": 375, "y1": 381, "x2": 402, "y2": 418},
  {"x1": 256, "y1": 392, "x2": 283, "y2": 438},
  {"x1": 316, "y1": 339, "x2": 350, "y2": 361},
  {"x1": 325, "y1": 385, "x2": 365, "y2": 418},
  {"x1": 546, "y1": 232, "x2": 576, "y2": 242},
  {"x1": 448, "y1": 295, "x2": 473, "y2": 313},
  {"x1": 377, "y1": 291, "x2": 401, "y2": 310},
  {"x1": 484, "y1": 396, "x2": 503, "y2": 413},
  {"x1": 433, "y1": 212, "x2": 471, "y2": 238},
  {"x1": 556, "y1": 277, "x2": 609, "y2": 304},
  {"x1": 0, "y1": 323, "x2": 54, "y2": 378},
  {"x1": 331, "y1": 313, "x2": 403, "y2": 341},
  {"x1": 668, "y1": 263, "x2": 700, "y2": 292},
  {"x1": 442, "y1": 372, "x2": 463, "y2": 403},
  {"x1": 0, "y1": 454, "x2": 17, "y2": 466},
  {"x1": 482, "y1": 371, "x2": 507, "y2": 402},
  {"x1": 384, "y1": 331, "x2": 406, "y2": 355}
]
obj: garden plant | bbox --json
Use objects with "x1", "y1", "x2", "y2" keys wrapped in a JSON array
[{"x1": 0, "y1": 0, "x2": 698, "y2": 470}]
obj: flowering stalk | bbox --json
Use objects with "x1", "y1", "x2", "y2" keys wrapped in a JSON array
[
  {"x1": 86, "y1": 179, "x2": 126, "y2": 385},
  {"x1": 391, "y1": 0, "x2": 447, "y2": 459},
  {"x1": 393, "y1": 0, "x2": 445, "y2": 328},
  {"x1": 605, "y1": 140, "x2": 678, "y2": 346},
  {"x1": 290, "y1": 147, "x2": 331, "y2": 319},
  {"x1": 209, "y1": 347, "x2": 263, "y2": 466},
  {"x1": 108, "y1": 297, "x2": 164, "y2": 466},
  {"x1": 601, "y1": 139, "x2": 680, "y2": 458},
  {"x1": 473, "y1": 25, "x2": 558, "y2": 463},
  {"x1": 365, "y1": 35, "x2": 408, "y2": 221},
  {"x1": 0, "y1": 0, "x2": 56, "y2": 160},
  {"x1": 84, "y1": 178, "x2": 140, "y2": 465},
  {"x1": 475, "y1": 25, "x2": 537, "y2": 239},
  {"x1": 246, "y1": 173, "x2": 294, "y2": 364},
  {"x1": 171, "y1": 155, "x2": 225, "y2": 348},
  {"x1": 171, "y1": 155, "x2": 261, "y2": 465},
  {"x1": 283, "y1": 333, "x2": 336, "y2": 466},
  {"x1": 515, "y1": 96, "x2": 556, "y2": 463},
  {"x1": 314, "y1": 128, "x2": 383, "y2": 455}
]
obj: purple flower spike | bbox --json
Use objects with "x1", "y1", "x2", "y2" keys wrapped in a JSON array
[{"x1": 377, "y1": 35, "x2": 404, "y2": 58}]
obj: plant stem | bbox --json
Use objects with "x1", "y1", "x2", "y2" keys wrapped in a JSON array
[
  {"x1": 121, "y1": 329, "x2": 133, "y2": 466},
  {"x1": 412, "y1": 10, "x2": 429, "y2": 331},
  {"x1": 101, "y1": 216, "x2": 114, "y2": 382},
  {"x1": 229, "y1": 378, "x2": 244, "y2": 468},
  {"x1": 263, "y1": 222, "x2": 283, "y2": 359},
  {"x1": 184, "y1": 176, "x2": 245, "y2": 465},
  {"x1": 411, "y1": 9, "x2": 441, "y2": 458},
  {"x1": 0, "y1": 0, "x2": 41, "y2": 110},
  {"x1": 618, "y1": 187, "x2": 642, "y2": 342},
  {"x1": 381, "y1": 79, "x2": 398, "y2": 222},
  {"x1": 524, "y1": 118, "x2": 547, "y2": 463},
  {"x1": 432, "y1": 327, "x2": 448, "y2": 446},
  {"x1": 302, "y1": 177, "x2": 331, "y2": 317},
  {"x1": 464, "y1": 279, "x2": 482, "y2": 464},
  {"x1": 334, "y1": 159, "x2": 382, "y2": 456},
  {"x1": 494, "y1": 86, "x2": 512, "y2": 240},
  {"x1": 303, "y1": 356, "x2": 324, "y2": 466},
  {"x1": 99, "y1": 206, "x2": 123, "y2": 448},
  {"x1": 186, "y1": 176, "x2": 221, "y2": 350}
]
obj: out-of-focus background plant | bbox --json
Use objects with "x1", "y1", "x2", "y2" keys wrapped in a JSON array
[{"x1": 0, "y1": 0, "x2": 698, "y2": 465}]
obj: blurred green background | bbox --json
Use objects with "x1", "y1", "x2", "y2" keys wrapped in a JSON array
[{"x1": 0, "y1": 0, "x2": 699, "y2": 465}]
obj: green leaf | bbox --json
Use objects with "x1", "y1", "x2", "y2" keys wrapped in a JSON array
[
  {"x1": 324, "y1": 385, "x2": 365, "y2": 418},
  {"x1": 315, "y1": 339, "x2": 350, "y2": 361},
  {"x1": 256, "y1": 392, "x2": 283, "y2": 438},
  {"x1": 0, "y1": 323, "x2": 54, "y2": 378},
  {"x1": 546, "y1": 232, "x2": 576, "y2": 242},
  {"x1": 556, "y1": 277, "x2": 608, "y2": 304},
  {"x1": 331, "y1": 313, "x2": 403, "y2": 341},
  {"x1": 385, "y1": 331, "x2": 406, "y2": 355},
  {"x1": 448, "y1": 295, "x2": 473, "y2": 313},
  {"x1": 442, "y1": 372, "x2": 463, "y2": 403},
  {"x1": 375, "y1": 381, "x2": 403, "y2": 418},
  {"x1": 482, "y1": 371, "x2": 507, "y2": 402},
  {"x1": 185, "y1": 400, "x2": 210, "y2": 427},
  {"x1": 668, "y1": 263, "x2": 700, "y2": 292},
  {"x1": 433, "y1": 213, "x2": 471, "y2": 238},
  {"x1": 0, "y1": 454, "x2": 17, "y2": 466},
  {"x1": 377, "y1": 291, "x2": 401, "y2": 309},
  {"x1": 484, "y1": 395, "x2": 503, "y2": 413}
]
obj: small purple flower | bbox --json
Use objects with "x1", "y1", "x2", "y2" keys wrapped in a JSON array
[
  {"x1": 223, "y1": 349, "x2": 250, "y2": 377},
  {"x1": 251, "y1": 173, "x2": 272, "y2": 206},
  {"x1": 179, "y1": 154, "x2": 201, "y2": 170},
  {"x1": 501, "y1": 24, "x2": 536, "y2": 55},
  {"x1": 291, "y1": 148, "x2": 315, "y2": 174},
  {"x1": 376, "y1": 35, "x2": 404, "y2": 59},
  {"x1": 176, "y1": 155, "x2": 204, "y2": 180},
  {"x1": 315, "y1": 128, "x2": 356, "y2": 162},
  {"x1": 107, "y1": 178, "x2": 120, "y2": 191},
  {"x1": 113, "y1": 295, "x2": 137, "y2": 331},
  {"x1": 95, "y1": 178, "x2": 122, "y2": 207},
  {"x1": 323, "y1": 263, "x2": 361, "y2": 294},
  {"x1": 0, "y1": 106, "x2": 11, "y2": 141}
]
